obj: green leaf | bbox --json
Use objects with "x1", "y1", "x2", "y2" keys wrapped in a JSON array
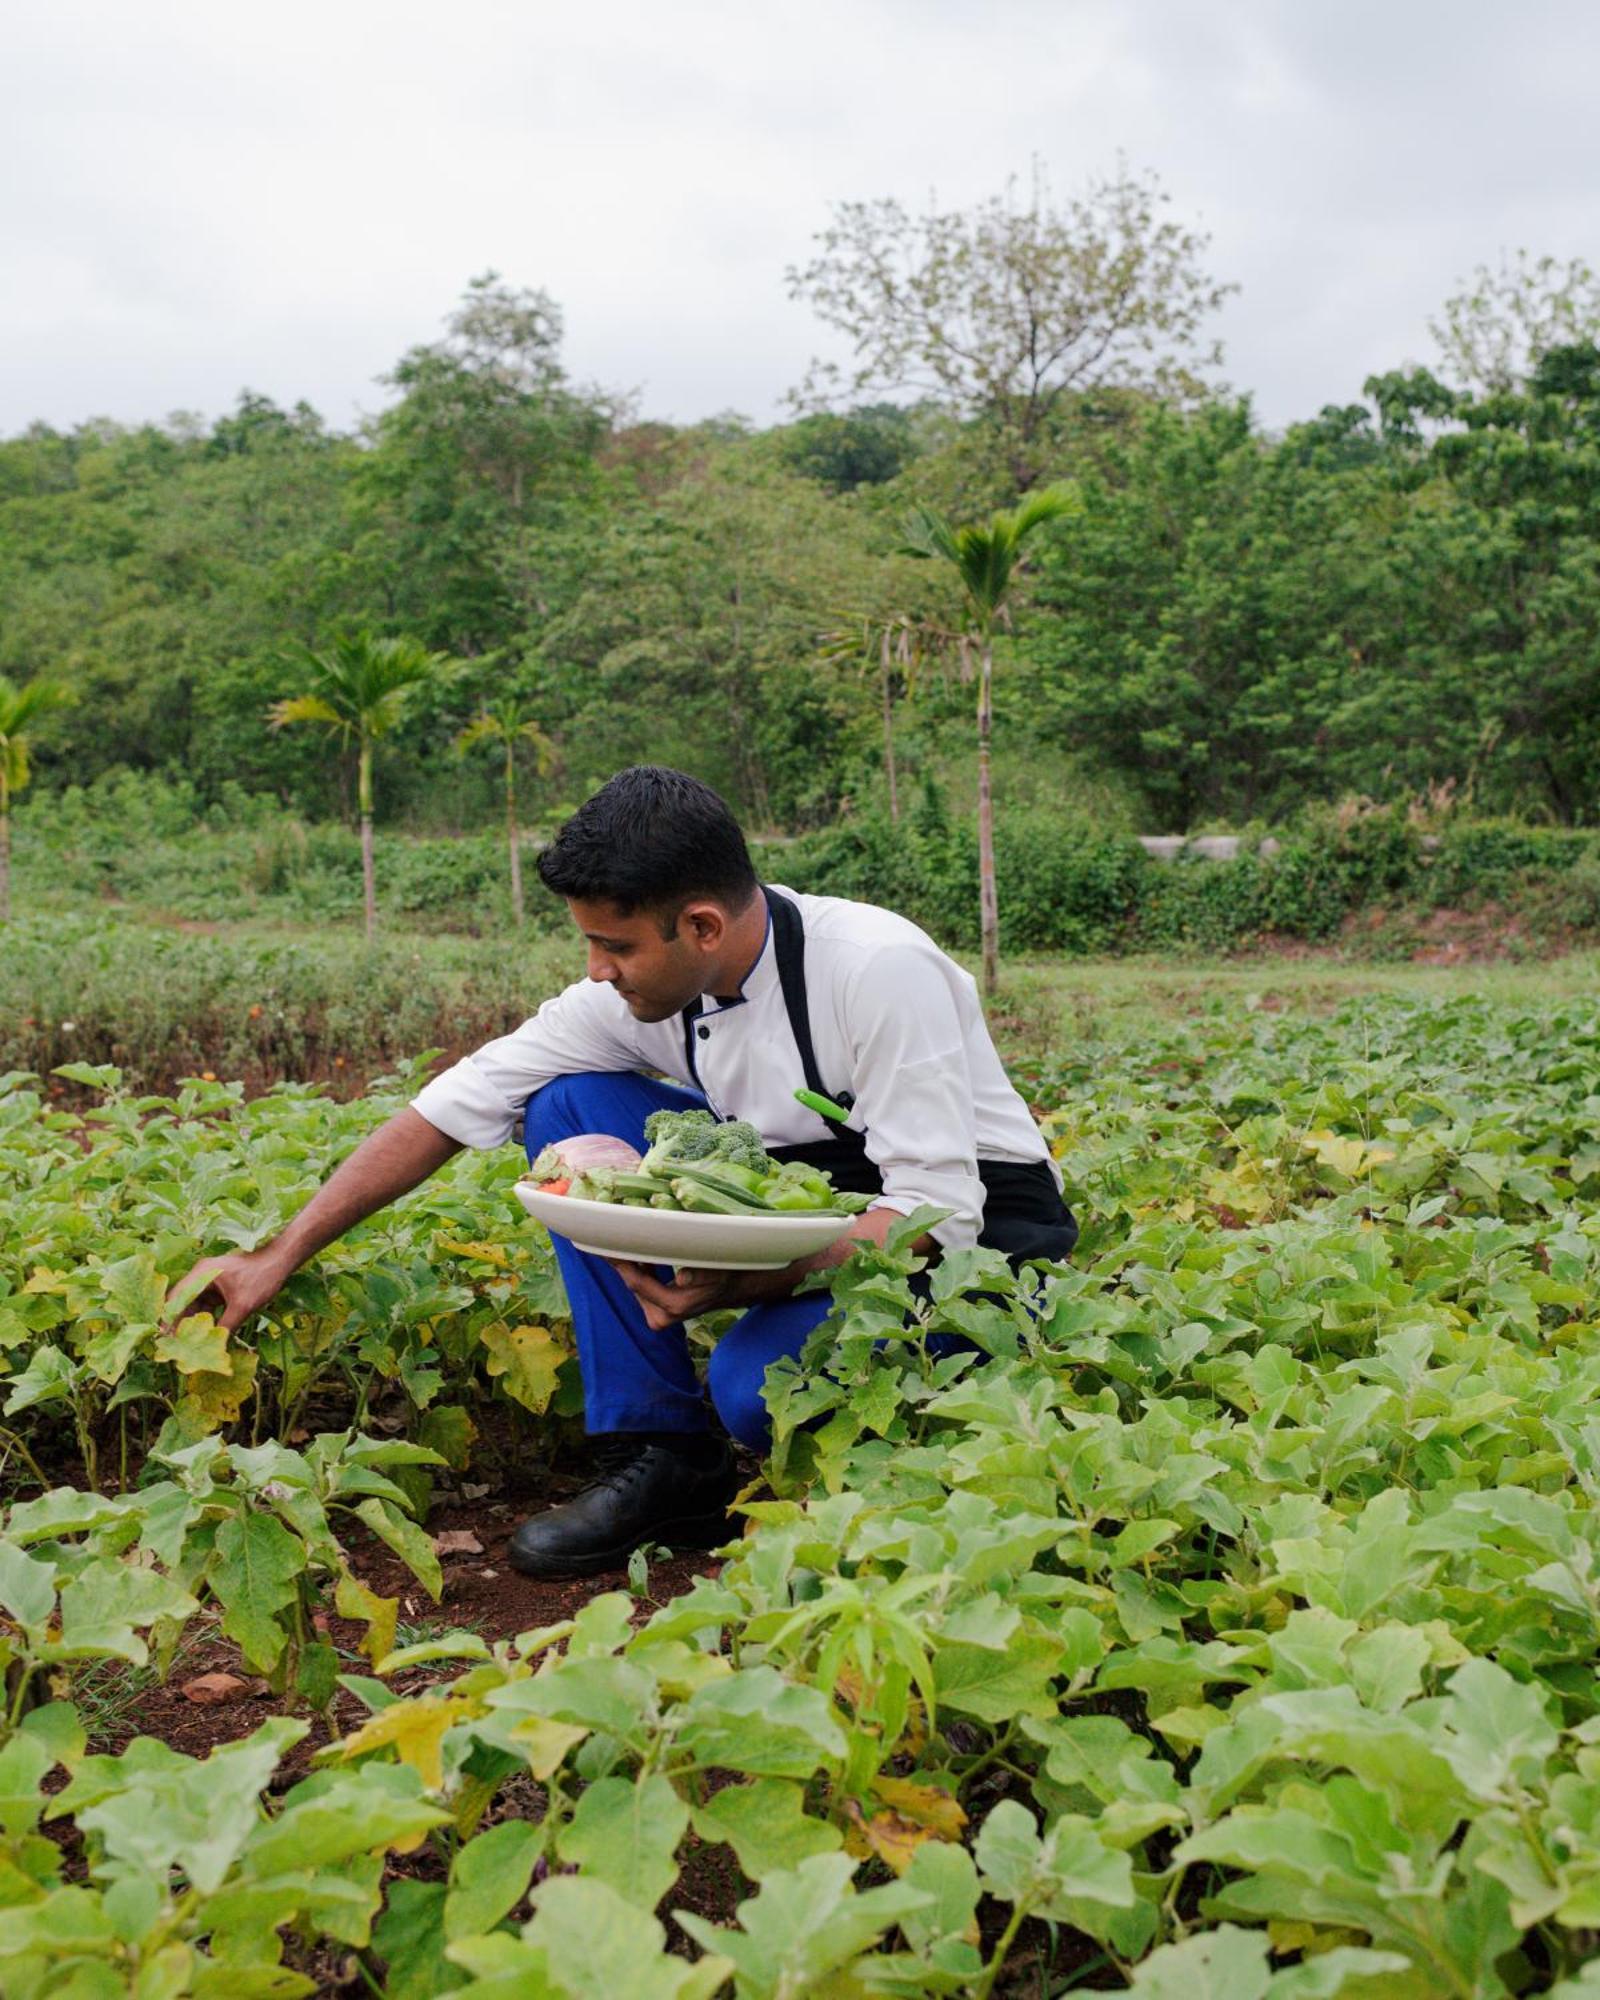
[
  {"x1": 0, "y1": 1884, "x2": 120, "y2": 1960},
  {"x1": 375, "y1": 1880, "x2": 454, "y2": 2000},
  {"x1": 0, "y1": 1733, "x2": 53, "y2": 1837},
  {"x1": 72, "y1": 1716, "x2": 304, "y2": 1896},
  {"x1": 899, "y1": 1840, "x2": 981, "y2": 1954},
  {"x1": 692, "y1": 1777, "x2": 843, "y2": 1877},
  {"x1": 1129, "y1": 1925, "x2": 1272, "y2": 1999},
  {"x1": 153, "y1": 1312, "x2": 231, "y2": 1376},
  {"x1": 677, "y1": 1851, "x2": 929, "y2": 1996},
  {"x1": 675, "y1": 1666, "x2": 846, "y2": 1778},
  {"x1": 517, "y1": 1876, "x2": 732, "y2": 1999},
  {"x1": 491, "y1": 1655, "x2": 656, "y2": 1739},
  {"x1": 210, "y1": 1512, "x2": 306, "y2": 1672},
  {"x1": 52, "y1": 1559, "x2": 199, "y2": 1664},
  {"x1": 933, "y1": 1626, "x2": 1064, "y2": 1722},
  {"x1": 3, "y1": 1342, "x2": 79, "y2": 1414},
  {"x1": 556, "y1": 1774, "x2": 688, "y2": 1910},
  {"x1": 0, "y1": 1536, "x2": 57, "y2": 1631},
  {"x1": 295, "y1": 1641, "x2": 341, "y2": 1712},
  {"x1": 446, "y1": 1818, "x2": 544, "y2": 1942},
  {"x1": 354, "y1": 1497, "x2": 443, "y2": 1601},
  {"x1": 246, "y1": 1768, "x2": 450, "y2": 1876},
  {"x1": 5, "y1": 1487, "x2": 135, "y2": 1544},
  {"x1": 1440, "y1": 1657, "x2": 1559, "y2": 1799},
  {"x1": 973, "y1": 1799, "x2": 1134, "y2": 1922},
  {"x1": 1345, "y1": 1625, "x2": 1431, "y2": 1713}
]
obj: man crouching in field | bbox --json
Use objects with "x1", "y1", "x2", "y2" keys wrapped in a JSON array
[{"x1": 174, "y1": 766, "x2": 1076, "y2": 1578}]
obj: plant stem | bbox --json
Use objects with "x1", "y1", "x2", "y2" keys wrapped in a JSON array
[
  {"x1": 972, "y1": 1897, "x2": 1032, "y2": 2000},
  {"x1": 358, "y1": 735, "x2": 376, "y2": 941},
  {"x1": 977, "y1": 632, "x2": 999, "y2": 1000},
  {"x1": 506, "y1": 742, "x2": 524, "y2": 926}
]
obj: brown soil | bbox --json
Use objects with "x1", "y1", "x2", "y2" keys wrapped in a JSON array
[
  {"x1": 101, "y1": 1493, "x2": 725, "y2": 1769},
  {"x1": 1242, "y1": 899, "x2": 1581, "y2": 967}
]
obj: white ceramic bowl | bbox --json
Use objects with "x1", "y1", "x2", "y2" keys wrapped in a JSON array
[{"x1": 513, "y1": 1182, "x2": 853, "y2": 1270}]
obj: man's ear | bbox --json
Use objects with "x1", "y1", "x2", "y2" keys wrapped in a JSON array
[{"x1": 678, "y1": 901, "x2": 726, "y2": 949}]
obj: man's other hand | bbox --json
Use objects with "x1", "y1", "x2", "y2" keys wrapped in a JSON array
[
  {"x1": 166, "y1": 1248, "x2": 293, "y2": 1334},
  {"x1": 608, "y1": 1260, "x2": 789, "y2": 1331}
]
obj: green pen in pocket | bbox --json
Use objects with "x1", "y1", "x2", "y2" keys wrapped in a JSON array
[{"x1": 794, "y1": 1086, "x2": 853, "y2": 1124}]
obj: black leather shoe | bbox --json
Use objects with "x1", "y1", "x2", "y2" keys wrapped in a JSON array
[{"x1": 507, "y1": 1436, "x2": 739, "y2": 1578}]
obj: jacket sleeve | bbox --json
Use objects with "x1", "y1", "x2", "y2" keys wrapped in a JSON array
[{"x1": 409, "y1": 981, "x2": 641, "y2": 1149}]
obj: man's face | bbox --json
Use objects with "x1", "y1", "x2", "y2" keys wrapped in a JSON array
[{"x1": 568, "y1": 897, "x2": 722, "y2": 1022}]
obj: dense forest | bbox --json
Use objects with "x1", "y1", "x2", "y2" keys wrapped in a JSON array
[{"x1": 4, "y1": 180, "x2": 1600, "y2": 836}]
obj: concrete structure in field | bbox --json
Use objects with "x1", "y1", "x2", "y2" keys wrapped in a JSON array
[{"x1": 1138, "y1": 835, "x2": 1282, "y2": 862}]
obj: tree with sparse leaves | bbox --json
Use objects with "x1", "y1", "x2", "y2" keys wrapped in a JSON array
[
  {"x1": 269, "y1": 633, "x2": 448, "y2": 938},
  {"x1": 901, "y1": 488, "x2": 1079, "y2": 995},
  {"x1": 1432, "y1": 250, "x2": 1600, "y2": 394},
  {"x1": 788, "y1": 164, "x2": 1232, "y2": 492}
]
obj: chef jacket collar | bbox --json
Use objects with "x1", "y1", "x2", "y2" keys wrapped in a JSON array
[{"x1": 700, "y1": 901, "x2": 776, "y2": 1014}]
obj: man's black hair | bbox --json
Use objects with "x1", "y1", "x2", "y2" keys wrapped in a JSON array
[{"x1": 535, "y1": 766, "x2": 760, "y2": 926}]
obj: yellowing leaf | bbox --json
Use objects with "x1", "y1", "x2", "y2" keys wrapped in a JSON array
[
  {"x1": 480, "y1": 1322, "x2": 564, "y2": 1414},
  {"x1": 510, "y1": 1715, "x2": 590, "y2": 1779},
  {"x1": 153, "y1": 1311, "x2": 230, "y2": 1376},
  {"x1": 1303, "y1": 1130, "x2": 1395, "y2": 1180},
  {"x1": 436, "y1": 1237, "x2": 511, "y2": 1268},
  {"x1": 869, "y1": 1777, "x2": 967, "y2": 1841},
  {"x1": 335, "y1": 1567, "x2": 398, "y2": 1669},
  {"x1": 176, "y1": 1346, "x2": 258, "y2": 1431},
  {"x1": 842, "y1": 1798, "x2": 949, "y2": 1876},
  {"x1": 338, "y1": 1694, "x2": 456, "y2": 1791}
]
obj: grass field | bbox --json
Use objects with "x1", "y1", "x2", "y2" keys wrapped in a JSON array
[{"x1": 3, "y1": 938, "x2": 1599, "y2": 1995}]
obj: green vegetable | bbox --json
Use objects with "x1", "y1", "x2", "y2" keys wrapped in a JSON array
[
  {"x1": 642, "y1": 1108, "x2": 771, "y2": 1176},
  {"x1": 539, "y1": 1107, "x2": 870, "y2": 1216}
]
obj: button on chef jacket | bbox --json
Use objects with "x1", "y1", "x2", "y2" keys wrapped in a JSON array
[{"x1": 409, "y1": 886, "x2": 1060, "y2": 1250}]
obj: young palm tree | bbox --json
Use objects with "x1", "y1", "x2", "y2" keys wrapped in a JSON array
[
  {"x1": 820, "y1": 611, "x2": 947, "y2": 824},
  {"x1": 454, "y1": 694, "x2": 556, "y2": 925},
  {"x1": 902, "y1": 487, "x2": 1078, "y2": 997},
  {"x1": 269, "y1": 632, "x2": 446, "y2": 939},
  {"x1": 0, "y1": 673, "x2": 71, "y2": 924}
]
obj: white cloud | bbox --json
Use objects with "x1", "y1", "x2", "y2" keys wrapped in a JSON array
[{"x1": 3, "y1": 0, "x2": 1597, "y2": 436}]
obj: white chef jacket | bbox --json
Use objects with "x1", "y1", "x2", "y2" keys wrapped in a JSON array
[{"x1": 409, "y1": 887, "x2": 1058, "y2": 1249}]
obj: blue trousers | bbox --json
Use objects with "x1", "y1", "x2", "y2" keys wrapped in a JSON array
[{"x1": 523, "y1": 1072, "x2": 835, "y2": 1449}]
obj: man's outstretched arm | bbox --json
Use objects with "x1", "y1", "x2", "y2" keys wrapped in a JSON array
[{"x1": 170, "y1": 1108, "x2": 463, "y2": 1332}]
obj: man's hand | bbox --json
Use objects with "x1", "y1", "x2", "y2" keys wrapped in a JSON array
[
  {"x1": 608, "y1": 1203, "x2": 933, "y2": 1331},
  {"x1": 164, "y1": 1107, "x2": 462, "y2": 1337},
  {"x1": 608, "y1": 1260, "x2": 792, "y2": 1331},
  {"x1": 167, "y1": 1247, "x2": 295, "y2": 1334}
]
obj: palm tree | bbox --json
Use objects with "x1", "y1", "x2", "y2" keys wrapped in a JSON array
[
  {"x1": 820, "y1": 611, "x2": 947, "y2": 824},
  {"x1": 0, "y1": 674, "x2": 72, "y2": 924},
  {"x1": 454, "y1": 694, "x2": 556, "y2": 925},
  {"x1": 902, "y1": 487, "x2": 1078, "y2": 997},
  {"x1": 269, "y1": 632, "x2": 447, "y2": 939}
]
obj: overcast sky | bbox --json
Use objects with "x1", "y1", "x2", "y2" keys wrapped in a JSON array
[{"x1": 6, "y1": 0, "x2": 1598, "y2": 440}]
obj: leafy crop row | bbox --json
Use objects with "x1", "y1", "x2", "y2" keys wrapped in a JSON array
[
  {"x1": 0, "y1": 1056, "x2": 577, "y2": 1487},
  {"x1": 3, "y1": 994, "x2": 1600, "y2": 1993}
]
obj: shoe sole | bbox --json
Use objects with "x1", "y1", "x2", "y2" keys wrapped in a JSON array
[{"x1": 506, "y1": 1506, "x2": 734, "y2": 1579}]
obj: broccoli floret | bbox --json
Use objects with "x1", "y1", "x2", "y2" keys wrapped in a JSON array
[
  {"x1": 641, "y1": 1108, "x2": 774, "y2": 1175},
  {"x1": 642, "y1": 1106, "x2": 717, "y2": 1151},
  {"x1": 707, "y1": 1119, "x2": 772, "y2": 1174}
]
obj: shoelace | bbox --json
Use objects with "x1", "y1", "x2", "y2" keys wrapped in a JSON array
[{"x1": 580, "y1": 1438, "x2": 659, "y2": 1496}]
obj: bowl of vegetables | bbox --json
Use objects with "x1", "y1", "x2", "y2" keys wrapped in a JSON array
[{"x1": 514, "y1": 1109, "x2": 869, "y2": 1269}]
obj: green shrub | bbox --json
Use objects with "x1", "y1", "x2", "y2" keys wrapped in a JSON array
[
  {"x1": 762, "y1": 797, "x2": 1143, "y2": 955},
  {"x1": 1424, "y1": 818, "x2": 1600, "y2": 902}
]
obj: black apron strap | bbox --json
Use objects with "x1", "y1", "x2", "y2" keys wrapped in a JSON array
[
  {"x1": 682, "y1": 885, "x2": 1078, "y2": 1264},
  {"x1": 763, "y1": 887, "x2": 855, "y2": 1117}
]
